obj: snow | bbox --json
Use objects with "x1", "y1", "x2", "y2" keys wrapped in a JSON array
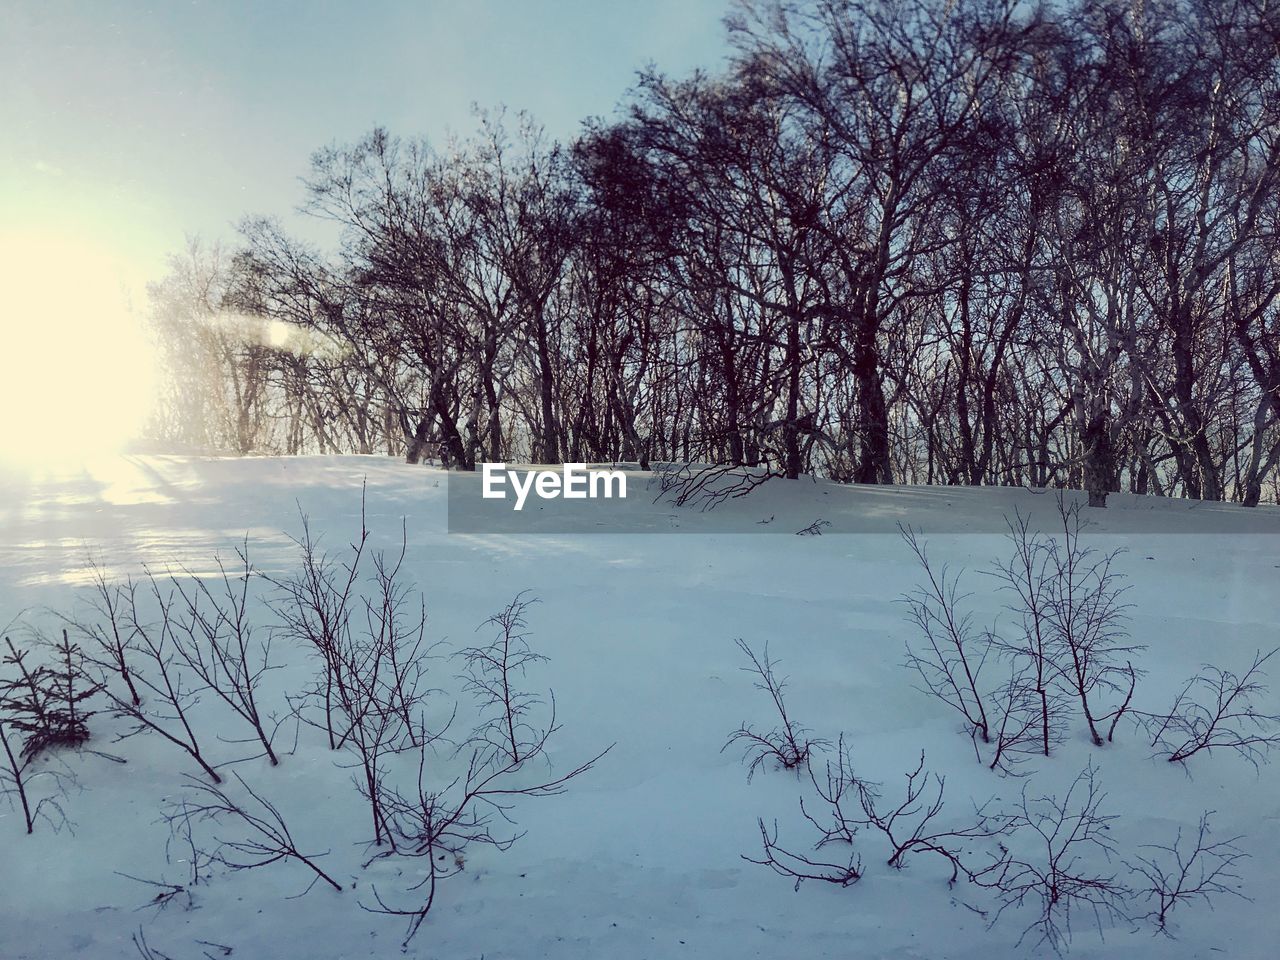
[{"x1": 1, "y1": 454, "x2": 1277, "y2": 959}]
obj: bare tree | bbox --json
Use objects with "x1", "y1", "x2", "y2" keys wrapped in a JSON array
[
  {"x1": 986, "y1": 664, "x2": 1058, "y2": 774},
  {"x1": 268, "y1": 511, "x2": 368, "y2": 750},
  {"x1": 1039, "y1": 501, "x2": 1141, "y2": 746},
  {"x1": 150, "y1": 0, "x2": 1280, "y2": 506},
  {"x1": 271, "y1": 505, "x2": 438, "y2": 848},
  {"x1": 901, "y1": 533, "x2": 1053, "y2": 772},
  {"x1": 988, "y1": 511, "x2": 1069, "y2": 758},
  {"x1": 904, "y1": 503, "x2": 1142, "y2": 767}
]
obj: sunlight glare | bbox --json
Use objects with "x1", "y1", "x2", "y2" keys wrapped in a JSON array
[{"x1": 0, "y1": 234, "x2": 157, "y2": 465}]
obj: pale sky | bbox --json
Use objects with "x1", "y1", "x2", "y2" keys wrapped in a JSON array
[{"x1": 1, "y1": 0, "x2": 732, "y2": 291}]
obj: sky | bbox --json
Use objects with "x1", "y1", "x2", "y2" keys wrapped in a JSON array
[{"x1": 1, "y1": 0, "x2": 733, "y2": 292}]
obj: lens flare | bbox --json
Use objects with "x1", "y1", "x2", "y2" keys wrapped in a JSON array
[{"x1": 0, "y1": 234, "x2": 157, "y2": 465}]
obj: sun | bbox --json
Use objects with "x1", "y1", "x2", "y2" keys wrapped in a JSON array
[{"x1": 0, "y1": 233, "x2": 157, "y2": 466}]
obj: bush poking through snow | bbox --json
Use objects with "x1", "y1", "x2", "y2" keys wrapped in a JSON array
[
  {"x1": 60, "y1": 515, "x2": 610, "y2": 946},
  {"x1": 269, "y1": 505, "x2": 435, "y2": 757},
  {"x1": 725, "y1": 638, "x2": 827, "y2": 780},
  {"x1": 166, "y1": 771, "x2": 345, "y2": 896},
  {"x1": 364, "y1": 722, "x2": 612, "y2": 945},
  {"x1": 164, "y1": 544, "x2": 284, "y2": 766},
  {"x1": 981, "y1": 762, "x2": 1129, "y2": 954},
  {"x1": 1125, "y1": 811, "x2": 1249, "y2": 935},
  {"x1": 744, "y1": 734, "x2": 867, "y2": 889},
  {"x1": 1137, "y1": 648, "x2": 1280, "y2": 769},
  {"x1": 0, "y1": 624, "x2": 81, "y2": 834},
  {"x1": 987, "y1": 511, "x2": 1075, "y2": 762},
  {"x1": 901, "y1": 499, "x2": 1143, "y2": 769},
  {"x1": 735, "y1": 666, "x2": 1255, "y2": 951},
  {"x1": 363, "y1": 593, "x2": 613, "y2": 946},
  {"x1": 457, "y1": 591, "x2": 547, "y2": 763},
  {"x1": 1031, "y1": 501, "x2": 1141, "y2": 747},
  {"x1": 855, "y1": 751, "x2": 1014, "y2": 882},
  {"x1": 745, "y1": 738, "x2": 1011, "y2": 892},
  {"x1": 270, "y1": 506, "x2": 438, "y2": 848},
  {"x1": 900, "y1": 528, "x2": 997, "y2": 751},
  {"x1": 271, "y1": 511, "x2": 612, "y2": 945},
  {"x1": 75, "y1": 575, "x2": 224, "y2": 783}
]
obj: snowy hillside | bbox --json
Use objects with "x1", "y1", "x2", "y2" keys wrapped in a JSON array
[{"x1": 1, "y1": 455, "x2": 1278, "y2": 959}]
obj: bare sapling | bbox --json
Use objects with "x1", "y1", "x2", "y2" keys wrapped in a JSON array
[
  {"x1": 366, "y1": 715, "x2": 613, "y2": 945},
  {"x1": 271, "y1": 502, "x2": 434, "y2": 800},
  {"x1": 166, "y1": 544, "x2": 282, "y2": 765},
  {"x1": 744, "y1": 733, "x2": 870, "y2": 889},
  {"x1": 987, "y1": 663, "x2": 1059, "y2": 773},
  {"x1": 365, "y1": 530, "x2": 433, "y2": 749},
  {"x1": 855, "y1": 751, "x2": 1014, "y2": 882},
  {"x1": 269, "y1": 509, "x2": 368, "y2": 750},
  {"x1": 67, "y1": 559, "x2": 143, "y2": 706},
  {"x1": 87, "y1": 575, "x2": 223, "y2": 783},
  {"x1": 457, "y1": 591, "x2": 546, "y2": 763},
  {"x1": 277, "y1": 513, "x2": 438, "y2": 849},
  {"x1": 989, "y1": 511, "x2": 1063, "y2": 757},
  {"x1": 724, "y1": 638, "x2": 828, "y2": 780},
  {"x1": 351, "y1": 575, "x2": 612, "y2": 944},
  {"x1": 1038, "y1": 500, "x2": 1141, "y2": 746},
  {"x1": 904, "y1": 502, "x2": 1143, "y2": 766},
  {"x1": 900, "y1": 526, "x2": 994, "y2": 749},
  {"x1": 167, "y1": 772, "x2": 345, "y2": 896},
  {"x1": 0, "y1": 713, "x2": 75, "y2": 833},
  {"x1": 1138, "y1": 647, "x2": 1280, "y2": 768},
  {"x1": 980, "y1": 762, "x2": 1129, "y2": 953},
  {"x1": 0, "y1": 716, "x2": 48, "y2": 833},
  {"x1": 1125, "y1": 811, "x2": 1249, "y2": 934}
]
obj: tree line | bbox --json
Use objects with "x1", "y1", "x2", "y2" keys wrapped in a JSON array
[{"x1": 149, "y1": 0, "x2": 1280, "y2": 506}]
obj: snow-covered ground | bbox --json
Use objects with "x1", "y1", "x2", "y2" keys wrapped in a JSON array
[{"x1": 1, "y1": 455, "x2": 1277, "y2": 959}]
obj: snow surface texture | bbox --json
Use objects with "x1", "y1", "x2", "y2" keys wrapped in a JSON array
[{"x1": 0, "y1": 455, "x2": 1277, "y2": 959}]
